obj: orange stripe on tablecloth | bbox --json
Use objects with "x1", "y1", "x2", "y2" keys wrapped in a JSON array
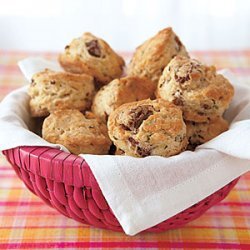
[
  {"x1": 217, "y1": 202, "x2": 250, "y2": 206},
  {"x1": 233, "y1": 187, "x2": 250, "y2": 191}
]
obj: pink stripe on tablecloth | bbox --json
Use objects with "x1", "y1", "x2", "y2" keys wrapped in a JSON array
[
  {"x1": 0, "y1": 49, "x2": 57, "y2": 56},
  {"x1": 0, "y1": 166, "x2": 13, "y2": 170},
  {"x1": 0, "y1": 211, "x2": 57, "y2": 216},
  {"x1": 183, "y1": 225, "x2": 250, "y2": 230},
  {"x1": 1, "y1": 241, "x2": 250, "y2": 249},
  {"x1": 0, "y1": 65, "x2": 20, "y2": 74},
  {"x1": 0, "y1": 174, "x2": 16, "y2": 178},
  {"x1": 206, "y1": 211, "x2": 250, "y2": 216},
  {"x1": 191, "y1": 50, "x2": 250, "y2": 56},
  {"x1": 220, "y1": 68, "x2": 250, "y2": 75},
  {"x1": 0, "y1": 87, "x2": 24, "y2": 96},
  {"x1": 0, "y1": 49, "x2": 131, "y2": 58},
  {"x1": 0, "y1": 201, "x2": 43, "y2": 206}
]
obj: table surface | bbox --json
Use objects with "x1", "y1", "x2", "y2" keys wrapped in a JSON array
[{"x1": 0, "y1": 50, "x2": 250, "y2": 249}]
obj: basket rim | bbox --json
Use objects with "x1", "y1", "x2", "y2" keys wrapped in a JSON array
[{"x1": 3, "y1": 145, "x2": 100, "y2": 188}]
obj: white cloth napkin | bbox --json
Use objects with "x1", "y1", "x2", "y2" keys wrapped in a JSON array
[
  {"x1": 18, "y1": 57, "x2": 63, "y2": 82},
  {"x1": 0, "y1": 58, "x2": 249, "y2": 236}
]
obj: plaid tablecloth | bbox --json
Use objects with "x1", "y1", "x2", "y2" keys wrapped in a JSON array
[{"x1": 0, "y1": 50, "x2": 250, "y2": 249}]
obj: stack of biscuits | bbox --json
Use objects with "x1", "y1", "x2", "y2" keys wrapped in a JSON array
[{"x1": 28, "y1": 28, "x2": 234, "y2": 157}]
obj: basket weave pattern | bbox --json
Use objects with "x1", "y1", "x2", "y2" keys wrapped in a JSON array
[{"x1": 3, "y1": 146, "x2": 239, "y2": 233}]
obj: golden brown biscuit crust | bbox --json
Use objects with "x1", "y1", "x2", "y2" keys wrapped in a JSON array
[
  {"x1": 91, "y1": 76, "x2": 155, "y2": 121},
  {"x1": 115, "y1": 148, "x2": 125, "y2": 155},
  {"x1": 108, "y1": 99, "x2": 187, "y2": 157},
  {"x1": 186, "y1": 117, "x2": 229, "y2": 149},
  {"x1": 127, "y1": 27, "x2": 189, "y2": 86},
  {"x1": 42, "y1": 109, "x2": 111, "y2": 155},
  {"x1": 28, "y1": 69, "x2": 95, "y2": 117},
  {"x1": 59, "y1": 32, "x2": 125, "y2": 85},
  {"x1": 157, "y1": 56, "x2": 234, "y2": 122}
]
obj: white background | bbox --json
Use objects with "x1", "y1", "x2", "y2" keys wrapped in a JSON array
[{"x1": 0, "y1": 0, "x2": 249, "y2": 52}]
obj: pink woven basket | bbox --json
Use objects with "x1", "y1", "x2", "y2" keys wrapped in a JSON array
[{"x1": 3, "y1": 146, "x2": 239, "y2": 233}]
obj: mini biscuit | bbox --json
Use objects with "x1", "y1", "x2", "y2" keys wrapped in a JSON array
[
  {"x1": 59, "y1": 32, "x2": 125, "y2": 85},
  {"x1": 127, "y1": 27, "x2": 189, "y2": 86},
  {"x1": 42, "y1": 109, "x2": 112, "y2": 155},
  {"x1": 186, "y1": 117, "x2": 229, "y2": 150},
  {"x1": 28, "y1": 69, "x2": 95, "y2": 117},
  {"x1": 157, "y1": 56, "x2": 234, "y2": 122},
  {"x1": 108, "y1": 99, "x2": 187, "y2": 157},
  {"x1": 91, "y1": 76, "x2": 155, "y2": 121}
]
